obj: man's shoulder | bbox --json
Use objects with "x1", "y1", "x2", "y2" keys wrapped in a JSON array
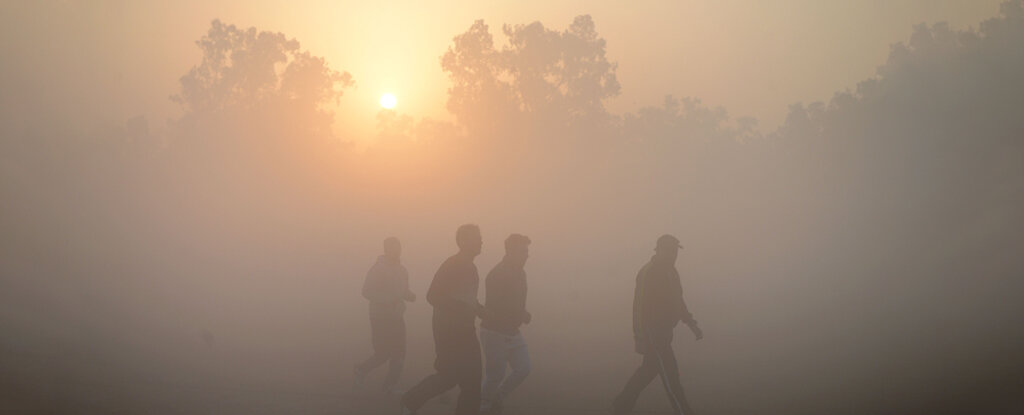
[
  {"x1": 368, "y1": 259, "x2": 385, "y2": 275},
  {"x1": 371, "y1": 259, "x2": 406, "y2": 274},
  {"x1": 486, "y1": 261, "x2": 510, "y2": 280},
  {"x1": 637, "y1": 261, "x2": 676, "y2": 285},
  {"x1": 437, "y1": 255, "x2": 457, "y2": 272},
  {"x1": 642, "y1": 261, "x2": 675, "y2": 275},
  {"x1": 438, "y1": 254, "x2": 472, "y2": 274},
  {"x1": 637, "y1": 261, "x2": 654, "y2": 278}
]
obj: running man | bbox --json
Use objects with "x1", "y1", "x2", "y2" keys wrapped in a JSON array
[
  {"x1": 402, "y1": 224, "x2": 487, "y2": 415},
  {"x1": 479, "y1": 234, "x2": 532, "y2": 414},
  {"x1": 612, "y1": 234, "x2": 703, "y2": 415},
  {"x1": 355, "y1": 237, "x2": 416, "y2": 395}
]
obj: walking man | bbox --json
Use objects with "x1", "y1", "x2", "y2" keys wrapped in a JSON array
[
  {"x1": 612, "y1": 234, "x2": 703, "y2": 415},
  {"x1": 402, "y1": 224, "x2": 487, "y2": 415},
  {"x1": 479, "y1": 234, "x2": 532, "y2": 414},
  {"x1": 355, "y1": 237, "x2": 416, "y2": 395}
]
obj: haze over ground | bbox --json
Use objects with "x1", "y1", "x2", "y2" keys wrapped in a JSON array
[{"x1": 2, "y1": 1, "x2": 1023, "y2": 414}]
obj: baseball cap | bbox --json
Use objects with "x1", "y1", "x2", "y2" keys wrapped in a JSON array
[{"x1": 656, "y1": 234, "x2": 684, "y2": 250}]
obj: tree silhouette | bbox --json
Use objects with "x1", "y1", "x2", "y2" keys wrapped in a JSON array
[
  {"x1": 172, "y1": 19, "x2": 353, "y2": 138},
  {"x1": 441, "y1": 15, "x2": 620, "y2": 140},
  {"x1": 503, "y1": 15, "x2": 620, "y2": 124}
]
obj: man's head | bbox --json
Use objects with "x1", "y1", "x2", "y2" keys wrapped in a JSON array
[
  {"x1": 383, "y1": 237, "x2": 401, "y2": 261},
  {"x1": 456, "y1": 224, "x2": 483, "y2": 257},
  {"x1": 504, "y1": 233, "x2": 531, "y2": 268},
  {"x1": 654, "y1": 234, "x2": 683, "y2": 263}
]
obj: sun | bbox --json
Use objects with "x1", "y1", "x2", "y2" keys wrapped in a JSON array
[{"x1": 379, "y1": 93, "x2": 397, "y2": 109}]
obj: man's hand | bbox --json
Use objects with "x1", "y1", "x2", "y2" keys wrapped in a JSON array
[
  {"x1": 405, "y1": 291, "x2": 416, "y2": 302},
  {"x1": 687, "y1": 321, "x2": 703, "y2": 341},
  {"x1": 522, "y1": 310, "x2": 532, "y2": 324}
]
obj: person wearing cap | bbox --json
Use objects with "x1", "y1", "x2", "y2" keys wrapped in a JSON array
[
  {"x1": 402, "y1": 224, "x2": 488, "y2": 415},
  {"x1": 479, "y1": 234, "x2": 533, "y2": 414},
  {"x1": 355, "y1": 237, "x2": 416, "y2": 395},
  {"x1": 612, "y1": 234, "x2": 703, "y2": 415}
]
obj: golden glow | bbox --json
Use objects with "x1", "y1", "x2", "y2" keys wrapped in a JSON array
[{"x1": 380, "y1": 93, "x2": 397, "y2": 109}]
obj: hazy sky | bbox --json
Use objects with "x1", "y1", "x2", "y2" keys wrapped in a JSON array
[{"x1": 3, "y1": 0, "x2": 1004, "y2": 138}]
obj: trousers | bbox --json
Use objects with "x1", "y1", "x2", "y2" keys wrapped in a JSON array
[{"x1": 479, "y1": 327, "x2": 530, "y2": 409}]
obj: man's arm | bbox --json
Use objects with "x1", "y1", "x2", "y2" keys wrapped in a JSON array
[
  {"x1": 425, "y1": 263, "x2": 453, "y2": 308},
  {"x1": 679, "y1": 296, "x2": 695, "y2": 324},
  {"x1": 401, "y1": 268, "x2": 415, "y2": 302},
  {"x1": 632, "y1": 267, "x2": 653, "y2": 354},
  {"x1": 680, "y1": 296, "x2": 702, "y2": 340},
  {"x1": 633, "y1": 267, "x2": 656, "y2": 337},
  {"x1": 483, "y1": 270, "x2": 508, "y2": 320},
  {"x1": 362, "y1": 265, "x2": 384, "y2": 302},
  {"x1": 520, "y1": 274, "x2": 531, "y2": 324}
]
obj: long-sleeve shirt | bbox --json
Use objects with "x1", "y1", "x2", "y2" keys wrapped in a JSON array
[
  {"x1": 632, "y1": 256, "x2": 695, "y2": 344},
  {"x1": 481, "y1": 259, "x2": 528, "y2": 336},
  {"x1": 362, "y1": 255, "x2": 411, "y2": 320},
  {"x1": 427, "y1": 253, "x2": 480, "y2": 331}
]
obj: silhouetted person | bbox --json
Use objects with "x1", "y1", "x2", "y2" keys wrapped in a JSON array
[
  {"x1": 402, "y1": 224, "x2": 487, "y2": 415},
  {"x1": 479, "y1": 234, "x2": 532, "y2": 414},
  {"x1": 355, "y1": 237, "x2": 415, "y2": 395},
  {"x1": 612, "y1": 234, "x2": 703, "y2": 415}
]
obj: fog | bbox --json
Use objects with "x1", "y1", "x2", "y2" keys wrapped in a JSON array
[{"x1": 2, "y1": 2, "x2": 1024, "y2": 414}]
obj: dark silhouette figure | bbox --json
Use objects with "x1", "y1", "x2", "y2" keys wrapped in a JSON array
[
  {"x1": 479, "y1": 234, "x2": 533, "y2": 414},
  {"x1": 355, "y1": 237, "x2": 415, "y2": 394},
  {"x1": 402, "y1": 224, "x2": 487, "y2": 415},
  {"x1": 612, "y1": 234, "x2": 703, "y2": 415}
]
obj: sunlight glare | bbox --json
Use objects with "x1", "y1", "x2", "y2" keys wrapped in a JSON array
[{"x1": 380, "y1": 93, "x2": 397, "y2": 109}]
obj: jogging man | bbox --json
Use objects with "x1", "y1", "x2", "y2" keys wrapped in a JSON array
[
  {"x1": 355, "y1": 237, "x2": 416, "y2": 395},
  {"x1": 479, "y1": 234, "x2": 532, "y2": 414},
  {"x1": 402, "y1": 224, "x2": 487, "y2": 415}
]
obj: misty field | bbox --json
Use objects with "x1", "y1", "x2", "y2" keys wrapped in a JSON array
[{"x1": 3, "y1": 1, "x2": 1024, "y2": 414}]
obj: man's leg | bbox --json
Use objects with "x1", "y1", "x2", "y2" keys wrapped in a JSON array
[
  {"x1": 355, "y1": 317, "x2": 390, "y2": 381},
  {"x1": 383, "y1": 318, "x2": 407, "y2": 392},
  {"x1": 356, "y1": 353, "x2": 388, "y2": 374},
  {"x1": 402, "y1": 371, "x2": 457, "y2": 411},
  {"x1": 498, "y1": 332, "x2": 530, "y2": 398},
  {"x1": 402, "y1": 326, "x2": 460, "y2": 412},
  {"x1": 612, "y1": 353, "x2": 660, "y2": 415},
  {"x1": 480, "y1": 329, "x2": 509, "y2": 411},
  {"x1": 453, "y1": 331, "x2": 482, "y2": 415},
  {"x1": 649, "y1": 342, "x2": 695, "y2": 415}
]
